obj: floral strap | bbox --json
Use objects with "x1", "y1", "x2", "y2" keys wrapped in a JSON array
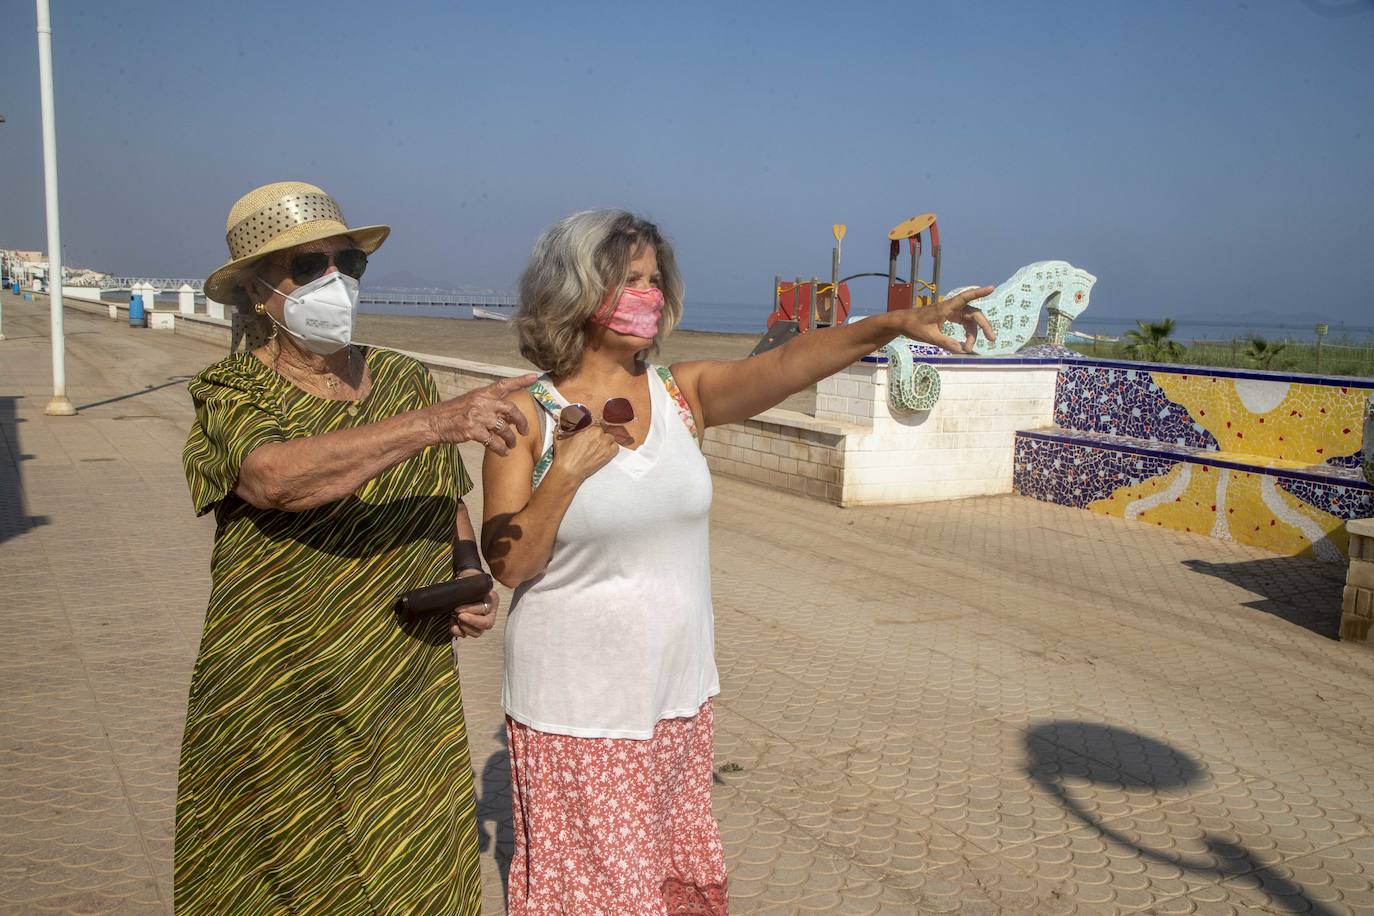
[
  {"x1": 528, "y1": 378, "x2": 562, "y2": 490},
  {"x1": 655, "y1": 365, "x2": 700, "y2": 441}
]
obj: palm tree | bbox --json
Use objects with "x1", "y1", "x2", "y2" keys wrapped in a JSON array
[
  {"x1": 1244, "y1": 336, "x2": 1287, "y2": 370},
  {"x1": 1122, "y1": 319, "x2": 1185, "y2": 363}
]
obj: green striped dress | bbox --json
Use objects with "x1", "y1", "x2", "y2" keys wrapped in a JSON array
[{"x1": 177, "y1": 347, "x2": 482, "y2": 914}]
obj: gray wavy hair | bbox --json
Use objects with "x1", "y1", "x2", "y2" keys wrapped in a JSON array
[{"x1": 514, "y1": 210, "x2": 684, "y2": 379}]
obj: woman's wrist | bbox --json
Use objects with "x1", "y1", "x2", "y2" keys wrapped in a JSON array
[
  {"x1": 454, "y1": 538, "x2": 483, "y2": 575},
  {"x1": 866, "y1": 311, "x2": 909, "y2": 345},
  {"x1": 412, "y1": 405, "x2": 445, "y2": 447}
]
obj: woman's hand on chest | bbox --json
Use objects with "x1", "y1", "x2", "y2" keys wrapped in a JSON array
[{"x1": 550, "y1": 424, "x2": 621, "y2": 482}]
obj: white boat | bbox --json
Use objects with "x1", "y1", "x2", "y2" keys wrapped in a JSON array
[{"x1": 1066, "y1": 330, "x2": 1118, "y2": 343}]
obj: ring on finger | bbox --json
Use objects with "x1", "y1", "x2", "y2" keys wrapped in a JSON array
[{"x1": 493, "y1": 417, "x2": 507, "y2": 433}]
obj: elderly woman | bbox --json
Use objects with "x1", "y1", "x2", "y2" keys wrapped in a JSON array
[
  {"x1": 482, "y1": 209, "x2": 994, "y2": 913},
  {"x1": 177, "y1": 181, "x2": 534, "y2": 913}
]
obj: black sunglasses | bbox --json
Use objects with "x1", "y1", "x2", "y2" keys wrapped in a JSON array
[{"x1": 285, "y1": 248, "x2": 368, "y2": 286}]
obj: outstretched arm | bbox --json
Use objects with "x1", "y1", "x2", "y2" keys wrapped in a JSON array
[
  {"x1": 236, "y1": 373, "x2": 536, "y2": 512},
  {"x1": 673, "y1": 287, "x2": 994, "y2": 430}
]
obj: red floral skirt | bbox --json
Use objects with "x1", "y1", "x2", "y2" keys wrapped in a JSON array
[{"x1": 506, "y1": 700, "x2": 728, "y2": 915}]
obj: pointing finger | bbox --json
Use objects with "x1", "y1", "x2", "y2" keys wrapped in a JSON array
[
  {"x1": 954, "y1": 285, "x2": 994, "y2": 307},
  {"x1": 488, "y1": 374, "x2": 540, "y2": 397}
]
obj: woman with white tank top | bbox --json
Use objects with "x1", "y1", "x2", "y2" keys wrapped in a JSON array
[{"x1": 481, "y1": 210, "x2": 995, "y2": 915}]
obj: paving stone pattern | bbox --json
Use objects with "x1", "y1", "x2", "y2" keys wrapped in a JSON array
[{"x1": 1, "y1": 295, "x2": 1372, "y2": 914}]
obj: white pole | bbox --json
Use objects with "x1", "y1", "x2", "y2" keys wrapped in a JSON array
[
  {"x1": 0, "y1": 251, "x2": 7, "y2": 341},
  {"x1": 36, "y1": 0, "x2": 75, "y2": 415}
]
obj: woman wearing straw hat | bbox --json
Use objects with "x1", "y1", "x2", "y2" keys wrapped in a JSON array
[
  {"x1": 177, "y1": 181, "x2": 534, "y2": 913},
  {"x1": 483, "y1": 210, "x2": 993, "y2": 914}
]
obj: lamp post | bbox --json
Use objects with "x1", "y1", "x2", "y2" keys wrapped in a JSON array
[{"x1": 35, "y1": 0, "x2": 75, "y2": 415}]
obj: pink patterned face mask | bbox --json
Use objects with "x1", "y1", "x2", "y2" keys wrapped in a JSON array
[{"x1": 593, "y1": 286, "x2": 665, "y2": 339}]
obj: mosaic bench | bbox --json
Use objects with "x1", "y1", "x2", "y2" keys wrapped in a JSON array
[{"x1": 1013, "y1": 359, "x2": 1374, "y2": 561}]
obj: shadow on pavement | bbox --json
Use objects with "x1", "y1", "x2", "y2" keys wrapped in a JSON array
[
  {"x1": 1183, "y1": 557, "x2": 1346, "y2": 639},
  {"x1": 475, "y1": 725, "x2": 513, "y2": 905},
  {"x1": 76, "y1": 375, "x2": 194, "y2": 412},
  {"x1": 0, "y1": 396, "x2": 50, "y2": 546},
  {"x1": 1026, "y1": 721, "x2": 1335, "y2": 915}
]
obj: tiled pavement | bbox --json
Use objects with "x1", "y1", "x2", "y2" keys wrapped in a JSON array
[{"x1": 1, "y1": 293, "x2": 1371, "y2": 914}]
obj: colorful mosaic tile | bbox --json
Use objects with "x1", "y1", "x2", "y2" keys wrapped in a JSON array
[
  {"x1": 1276, "y1": 476, "x2": 1374, "y2": 525},
  {"x1": 1013, "y1": 434, "x2": 1179, "y2": 509},
  {"x1": 1055, "y1": 365, "x2": 1217, "y2": 449},
  {"x1": 1014, "y1": 431, "x2": 1368, "y2": 561},
  {"x1": 1152, "y1": 371, "x2": 1365, "y2": 468}
]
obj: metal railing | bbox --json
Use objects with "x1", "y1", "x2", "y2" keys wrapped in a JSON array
[
  {"x1": 1066, "y1": 336, "x2": 1374, "y2": 379},
  {"x1": 82, "y1": 277, "x2": 206, "y2": 291},
  {"x1": 360, "y1": 291, "x2": 518, "y2": 307}
]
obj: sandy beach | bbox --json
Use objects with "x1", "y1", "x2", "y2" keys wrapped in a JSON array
[{"x1": 354, "y1": 313, "x2": 819, "y2": 415}]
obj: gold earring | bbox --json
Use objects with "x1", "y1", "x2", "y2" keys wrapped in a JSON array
[{"x1": 254, "y1": 302, "x2": 265, "y2": 314}]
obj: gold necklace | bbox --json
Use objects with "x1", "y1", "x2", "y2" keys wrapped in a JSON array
[{"x1": 275, "y1": 343, "x2": 355, "y2": 396}]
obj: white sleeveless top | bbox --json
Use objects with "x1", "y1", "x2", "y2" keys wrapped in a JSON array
[{"x1": 502, "y1": 366, "x2": 720, "y2": 739}]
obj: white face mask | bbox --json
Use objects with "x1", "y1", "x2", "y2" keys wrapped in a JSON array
[{"x1": 256, "y1": 271, "x2": 360, "y2": 354}]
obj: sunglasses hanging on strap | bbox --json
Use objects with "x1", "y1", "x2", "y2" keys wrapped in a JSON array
[{"x1": 527, "y1": 368, "x2": 700, "y2": 489}]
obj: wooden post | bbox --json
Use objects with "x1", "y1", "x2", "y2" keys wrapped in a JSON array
[
  {"x1": 931, "y1": 243, "x2": 942, "y2": 303},
  {"x1": 909, "y1": 238, "x2": 918, "y2": 309},
  {"x1": 795, "y1": 276, "x2": 806, "y2": 333},
  {"x1": 829, "y1": 249, "x2": 838, "y2": 327},
  {"x1": 1315, "y1": 324, "x2": 1328, "y2": 373}
]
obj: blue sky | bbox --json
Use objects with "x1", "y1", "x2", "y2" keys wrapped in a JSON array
[{"x1": 1, "y1": 0, "x2": 1371, "y2": 324}]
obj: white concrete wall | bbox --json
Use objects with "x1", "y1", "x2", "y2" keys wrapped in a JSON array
[
  {"x1": 178, "y1": 285, "x2": 196, "y2": 315},
  {"x1": 817, "y1": 359, "x2": 1059, "y2": 506},
  {"x1": 62, "y1": 286, "x2": 109, "y2": 304}
]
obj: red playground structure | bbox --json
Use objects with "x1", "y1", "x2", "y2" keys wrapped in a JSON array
[{"x1": 751, "y1": 214, "x2": 943, "y2": 356}]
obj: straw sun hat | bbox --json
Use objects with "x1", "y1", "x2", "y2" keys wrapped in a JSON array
[{"x1": 204, "y1": 181, "x2": 389, "y2": 306}]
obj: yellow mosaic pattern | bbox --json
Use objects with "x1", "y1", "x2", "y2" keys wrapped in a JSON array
[
  {"x1": 1153, "y1": 373, "x2": 1364, "y2": 468},
  {"x1": 1088, "y1": 462, "x2": 1347, "y2": 560}
]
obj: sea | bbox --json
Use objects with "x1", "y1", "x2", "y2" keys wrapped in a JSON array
[{"x1": 359, "y1": 295, "x2": 1373, "y2": 345}]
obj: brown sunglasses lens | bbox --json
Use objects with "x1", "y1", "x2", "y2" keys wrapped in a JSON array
[
  {"x1": 602, "y1": 398, "x2": 635, "y2": 426},
  {"x1": 558, "y1": 404, "x2": 592, "y2": 434}
]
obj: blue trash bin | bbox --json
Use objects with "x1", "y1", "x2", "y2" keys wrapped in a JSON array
[
  {"x1": 128, "y1": 293, "x2": 146, "y2": 328},
  {"x1": 11, "y1": 281, "x2": 19, "y2": 295}
]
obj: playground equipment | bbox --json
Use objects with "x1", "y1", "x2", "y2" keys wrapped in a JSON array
[
  {"x1": 883, "y1": 213, "x2": 942, "y2": 312},
  {"x1": 751, "y1": 224, "x2": 853, "y2": 355},
  {"x1": 752, "y1": 214, "x2": 944, "y2": 356},
  {"x1": 749, "y1": 216, "x2": 1098, "y2": 414}
]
